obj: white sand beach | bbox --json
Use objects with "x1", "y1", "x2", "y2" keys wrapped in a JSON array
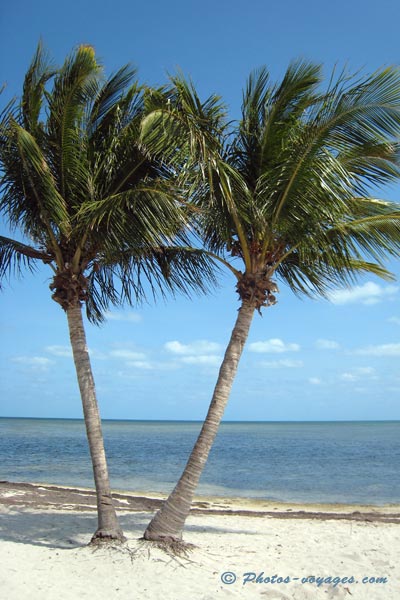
[{"x1": 0, "y1": 482, "x2": 399, "y2": 600}]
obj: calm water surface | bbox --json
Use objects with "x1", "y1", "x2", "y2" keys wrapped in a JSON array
[{"x1": 0, "y1": 418, "x2": 399, "y2": 504}]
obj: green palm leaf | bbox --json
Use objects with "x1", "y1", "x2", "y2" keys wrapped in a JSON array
[
  {"x1": 13, "y1": 124, "x2": 70, "y2": 231},
  {"x1": 0, "y1": 42, "x2": 219, "y2": 320},
  {"x1": 0, "y1": 235, "x2": 50, "y2": 280},
  {"x1": 21, "y1": 40, "x2": 56, "y2": 133}
]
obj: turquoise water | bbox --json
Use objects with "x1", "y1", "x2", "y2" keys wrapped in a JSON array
[{"x1": 0, "y1": 418, "x2": 399, "y2": 504}]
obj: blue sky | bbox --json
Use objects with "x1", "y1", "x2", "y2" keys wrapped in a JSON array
[{"x1": 1, "y1": 0, "x2": 400, "y2": 421}]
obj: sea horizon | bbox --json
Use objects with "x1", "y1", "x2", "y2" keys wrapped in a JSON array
[{"x1": 1, "y1": 415, "x2": 399, "y2": 423}]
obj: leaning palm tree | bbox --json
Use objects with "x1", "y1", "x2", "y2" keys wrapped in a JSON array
[
  {"x1": 144, "y1": 61, "x2": 400, "y2": 541},
  {"x1": 0, "y1": 43, "x2": 217, "y2": 543}
]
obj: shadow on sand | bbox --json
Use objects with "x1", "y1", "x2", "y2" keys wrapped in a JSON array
[{"x1": 0, "y1": 509, "x2": 153, "y2": 549}]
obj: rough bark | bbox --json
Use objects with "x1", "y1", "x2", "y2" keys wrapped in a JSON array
[
  {"x1": 143, "y1": 300, "x2": 255, "y2": 541},
  {"x1": 66, "y1": 303, "x2": 125, "y2": 543}
]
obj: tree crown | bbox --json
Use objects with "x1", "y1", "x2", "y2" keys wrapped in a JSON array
[
  {"x1": 181, "y1": 61, "x2": 400, "y2": 308},
  {"x1": 0, "y1": 43, "x2": 218, "y2": 321}
]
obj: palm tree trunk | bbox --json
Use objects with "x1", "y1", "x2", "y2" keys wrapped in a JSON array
[
  {"x1": 144, "y1": 300, "x2": 255, "y2": 541},
  {"x1": 66, "y1": 303, "x2": 125, "y2": 543}
]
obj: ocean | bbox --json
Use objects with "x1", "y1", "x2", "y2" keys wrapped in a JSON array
[{"x1": 1, "y1": 418, "x2": 399, "y2": 505}]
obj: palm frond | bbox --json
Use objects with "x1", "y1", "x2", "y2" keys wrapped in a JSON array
[
  {"x1": 233, "y1": 61, "x2": 321, "y2": 188},
  {"x1": 46, "y1": 45, "x2": 101, "y2": 201},
  {"x1": 269, "y1": 66, "x2": 400, "y2": 226},
  {"x1": 276, "y1": 243, "x2": 394, "y2": 300},
  {"x1": 188, "y1": 62, "x2": 400, "y2": 306},
  {"x1": 83, "y1": 245, "x2": 219, "y2": 324},
  {"x1": 22, "y1": 40, "x2": 56, "y2": 133},
  {"x1": 141, "y1": 75, "x2": 227, "y2": 170},
  {"x1": 88, "y1": 64, "x2": 138, "y2": 135},
  {"x1": 328, "y1": 199, "x2": 400, "y2": 262},
  {"x1": 1, "y1": 43, "x2": 225, "y2": 323},
  {"x1": 0, "y1": 235, "x2": 49, "y2": 280},
  {"x1": 117, "y1": 245, "x2": 219, "y2": 303},
  {"x1": 77, "y1": 183, "x2": 187, "y2": 248},
  {"x1": 12, "y1": 123, "x2": 70, "y2": 233}
]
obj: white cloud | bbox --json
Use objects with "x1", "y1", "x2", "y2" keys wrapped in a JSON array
[
  {"x1": 126, "y1": 360, "x2": 154, "y2": 370},
  {"x1": 340, "y1": 367, "x2": 377, "y2": 382},
  {"x1": 46, "y1": 344, "x2": 107, "y2": 360},
  {"x1": 309, "y1": 377, "x2": 322, "y2": 385},
  {"x1": 260, "y1": 359, "x2": 304, "y2": 369},
  {"x1": 45, "y1": 345, "x2": 72, "y2": 357},
  {"x1": 356, "y1": 367, "x2": 375, "y2": 375},
  {"x1": 119, "y1": 359, "x2": 180, "y2": 373},
  {"x1": 165, "y1": 341, "x2": 190, "y2": 355},
  {"x1": 388, "y1": 317, "x2": 400, "y2": 326},
  {"x1": 355, "y1": 343, "x2": 400, "y2": 357},
  {"x1": 315, "y1": 339, "x2": 340, "y2": 350},
  {"x1": 109, "y1": 349, "x2": 147, "y2": 360},
  {"x1": 165, "y1": 340, "x2": 221, "y2": 355},
  {"x1": 329, "y1": 282, "x2": 398, "y2": 306},
  {"x1": 12, "y1": 356, "x2": 54, "y2": 371},
  {"x1": 248, "y1": 338, "x2": 300, "y2": 353},
  {"x1": 105, "y1": 311, "x2": 142, "y2": 323},
  {"x1": 341, "y1": 372, "x2": 358, "y2": 382},
  {"x1": 164, "y1": 340, "x2": 222, "y2": 368}
]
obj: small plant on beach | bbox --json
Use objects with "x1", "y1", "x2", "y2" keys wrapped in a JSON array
[
  {"x1": 144, "y1": 62, "x2": 400, "y2": 542},
  {"x1": 0, "y1": 43, "x2": 217, "y2": 544}
]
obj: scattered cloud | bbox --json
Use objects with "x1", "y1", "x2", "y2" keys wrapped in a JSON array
[
  {"x1": 164, "y1": 340, "x2": 222, "y2": 368},
  {"x1": 388, "y1": 317, "x2": 400, "y2": 326},
  {"x1": 315, "y1": 339, "x2": 340, "y2": 350},
  {"x1": 12, "y1": 356, "x2": 54, "y2": 371},
  {"x1": 109, "y1": 349, "x2": 147, "y2": 361},
  {"x1": 126, "y1": 360, "x2": 154, "y2": 370},
  {"x1": 105, "y1": 311, "x2": 142, "y2": 323},
  {"x1": 68, "y1": 344, "x2": 184, "y2": 371},
  {"x1": 340, "y1": 367, "x2": 376, "y2": 382},
  {"x1": 340, "y1": 373, "x2": 357, "y2": 382},
  {"x1": 354, "y1": 343, "x2": 400, "y2": 357},
  {"x1": 46, "y1": 345, "x2": 108, "y2": 360},
  {"x1": 45, "y1": 345, "x2": 72, "y2": 357},
  {"x1": 309, "y1": 377, "x2": 322, "y2": 385},
  {"x1": 329, "y1": 282, "x2": 398, "y2": 306},
  {"x1": 260, "y1": 359, "x2": 304, "y2": 369},
  {"x1": 165, "y1": 340, "x2": 221, "y2": 355},
  {"x1": 248, "y1": 338, "x2": 300, "y2": 354},
  {"x1": 118, "y1": 357, "x2": 181, "y2": 374}
]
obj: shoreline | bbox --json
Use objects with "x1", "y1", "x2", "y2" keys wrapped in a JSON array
[
  {"x1": 1, "y1": 480, "x2": 399, "y2": 523},
  {"x1": 1, "y1": 480, "x2": 398, "y2": 599}
]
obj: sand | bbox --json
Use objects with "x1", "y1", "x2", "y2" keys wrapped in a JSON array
[{"x1": 0, "y1": 481, "x2": 399, "y2": 599}]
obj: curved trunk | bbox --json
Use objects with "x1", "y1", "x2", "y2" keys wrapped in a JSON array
[
  {"x1": 144, "y1": 300, "x2": 255, "y2": 541},
  {"x1": 66, "y1": 304, "x2": 125, "y2": 543}
]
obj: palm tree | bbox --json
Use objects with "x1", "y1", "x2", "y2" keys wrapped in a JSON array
[
  {"x1": 0, "y1": 43, "x2": 217, "y2": 543},
  {"x1": 144, "y1": 61, "x2": 400, "y2": 541}
]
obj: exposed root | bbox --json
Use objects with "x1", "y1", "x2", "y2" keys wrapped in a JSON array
[
  {"x1": 138, "y1": 536, "x2": 196, "y2": 558},
  {"x1": 88, "y1": 537, "x2": 196, "y2": 565},
  {"x1": 89, "y1": 540, "x2": 139, "y2": 564}
]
